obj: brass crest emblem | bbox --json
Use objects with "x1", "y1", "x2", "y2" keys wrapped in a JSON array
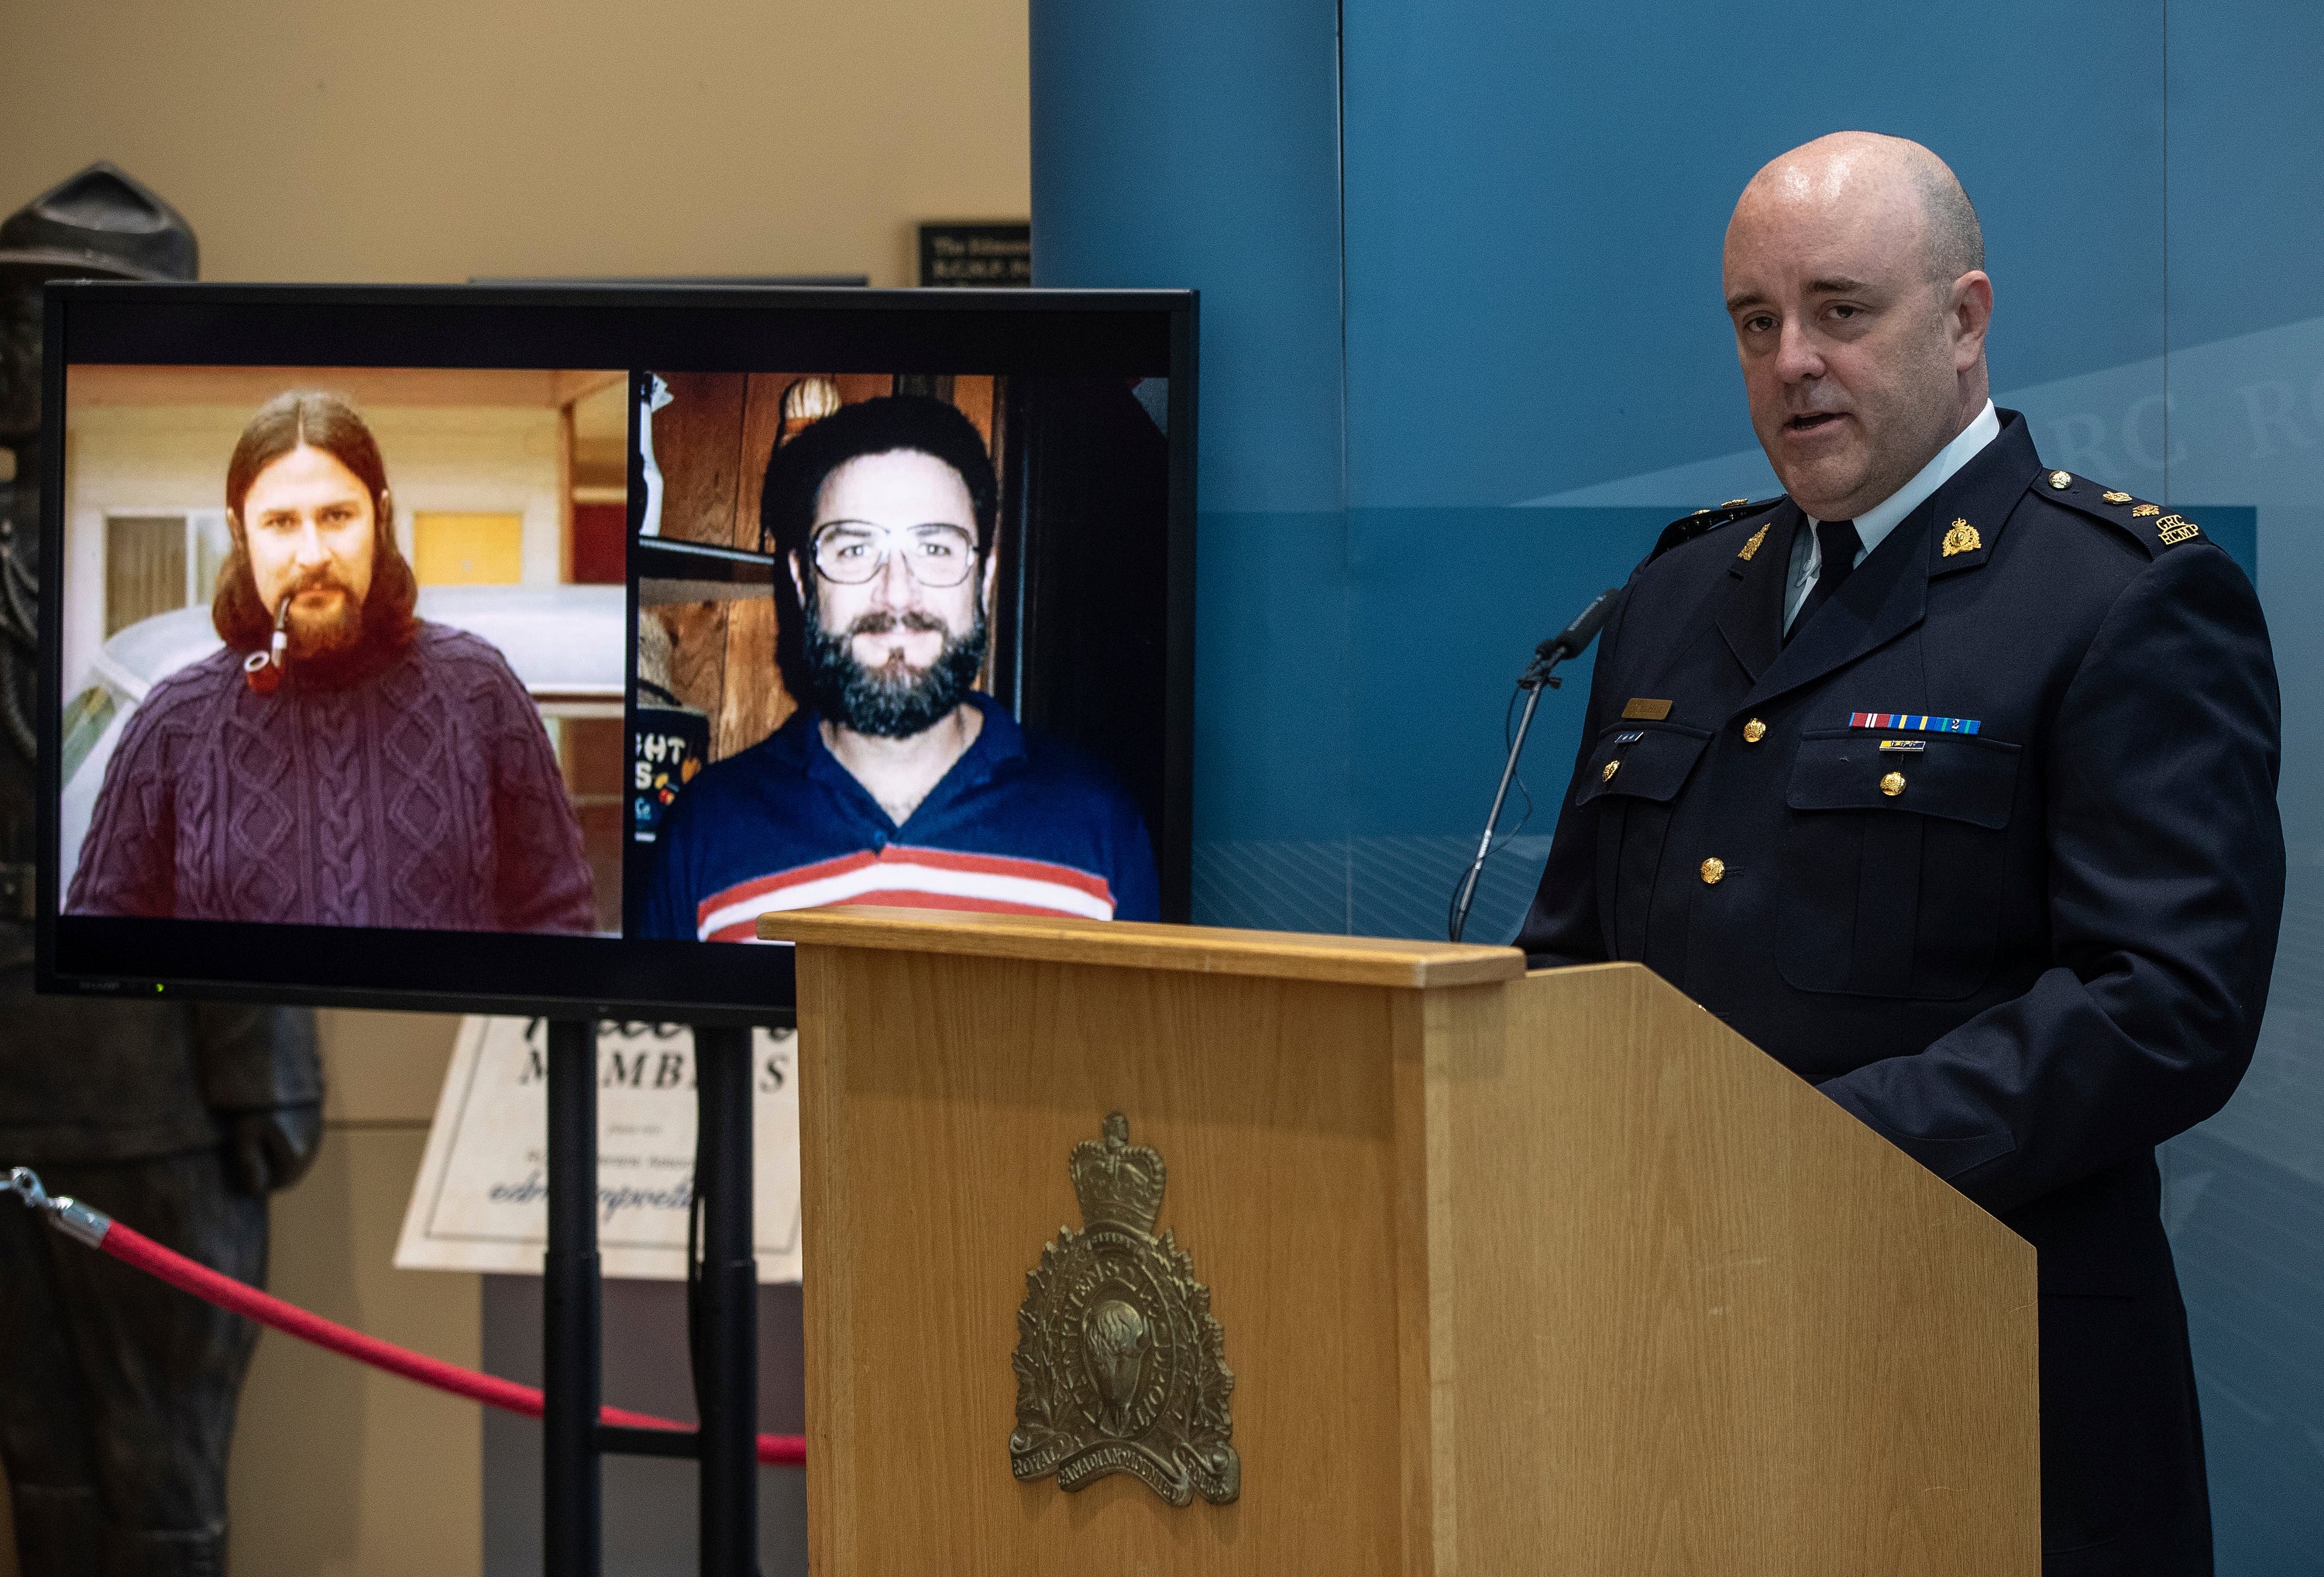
[
  {"x1": 1009, "y1": 1115, "x2": 1240, "y2": 1507},
  {"x1": 1941, "y1": 518, "x2": 1982, "y2": 557},
  {"x1": 1737, "y1": 522, "x2": 1770, "y2": 561},
  {"x1": 2156, "y1": 514, "x2": 2202, "y2": 545}
]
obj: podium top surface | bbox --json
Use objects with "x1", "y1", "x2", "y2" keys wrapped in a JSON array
[{"x1": 755, "y1": 906, "x2": 1527, "y2": 988}]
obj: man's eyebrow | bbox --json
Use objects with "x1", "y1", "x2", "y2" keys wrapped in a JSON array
[
  {"x1": 1724, "y1": 289, "x2": 1769, "y2": 313},
  {"x1": 1807, "y1": 276, "x2": 1871, "y2": 296}
]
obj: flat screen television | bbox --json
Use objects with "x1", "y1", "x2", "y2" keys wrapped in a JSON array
[{"x1": 33, "y1": 283, "x2": 1195, "y2": 1021}]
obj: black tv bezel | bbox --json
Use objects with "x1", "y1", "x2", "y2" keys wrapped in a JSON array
[{"x1": 34, "y1": 280, "x2": 1198, "y2": 1023}]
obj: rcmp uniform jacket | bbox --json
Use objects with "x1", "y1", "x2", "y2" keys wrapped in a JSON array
[{"x1": 1516, "y1": 410, "x2": 2283, "y2": 1575}]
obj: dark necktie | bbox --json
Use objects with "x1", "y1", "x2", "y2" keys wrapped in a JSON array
[{"x1": 1787, "y1": 517, "x2": 1863, "y2": 642}]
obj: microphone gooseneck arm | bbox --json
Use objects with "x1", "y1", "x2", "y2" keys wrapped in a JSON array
[{"x1": 1446, "y1": 589, "x2": 1618, "y2": 943}]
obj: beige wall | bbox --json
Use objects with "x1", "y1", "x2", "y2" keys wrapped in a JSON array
[
  {"x1": 0, "y1": 0, "x2": 1030, "y2": 289},
  {"x1": 1, "y1": 2, "x2": 1027, "y2": 1571}
]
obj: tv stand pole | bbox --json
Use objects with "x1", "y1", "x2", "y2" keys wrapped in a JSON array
[
  {"x1": 538, "y1": 1016, "x2": 759, "y2": 1576},
  {"x1": 693, "y1": 1023, "x2": 759, "y2": 1574},
  {"x1": 543, "y1": 1017, "x2": 602, "y2": 1576}
]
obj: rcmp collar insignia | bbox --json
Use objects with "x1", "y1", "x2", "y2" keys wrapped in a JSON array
[
  {"x1": 2156, "y1": 514, "x2": 2202, "y2": 545},
  {"x1": 1009, "y1": 1115, "x2": 1241, "y2": 1507},
  {"x1": 2132, "y1": 503, "x2": 2160, "y2": 517},
  {"x1": 1941, "y1": 518, "x2": 1981, "y2": 557},
  {"x1": 1737, "y1": 523, "x2": 1770, "y2": 561}
]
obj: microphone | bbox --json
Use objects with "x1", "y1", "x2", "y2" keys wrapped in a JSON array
[
  {"x1": 1531, "y1": 589, "x2": 1615, "y2": 674},
  {"x1": 1447, "y1": 587, "x2": 1620, "y2": 943}
]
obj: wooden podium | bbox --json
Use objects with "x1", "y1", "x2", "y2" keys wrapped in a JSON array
[{"x1": 759, "y1": 908, "x2": 2038, "y2": 1575}]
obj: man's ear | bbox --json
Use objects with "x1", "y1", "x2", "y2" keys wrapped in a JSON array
[
  {"x1": 377, "y1": 487, "x2": 394, "y2": 527},
  {"x1": 788, "y1": 551, "x2": 807, "y2": 605},
  {"x1": 1948, "y1": 270, "x2": 1994, "y2": 371},
  {"x1": 980, "y1": 540, "x2": 1000, "y2": 610}
]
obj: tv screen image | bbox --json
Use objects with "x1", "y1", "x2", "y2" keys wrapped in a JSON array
[{"x1": 36, "y1": 285, "x2": 1195, "y2": 1019}]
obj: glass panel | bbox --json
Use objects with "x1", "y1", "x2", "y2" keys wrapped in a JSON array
[{"x1": 2162, "y1": 2, "x2": 2324, "y2": 1564}]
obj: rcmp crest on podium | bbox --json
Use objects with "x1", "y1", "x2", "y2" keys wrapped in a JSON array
[{"x1": 1008, "y1": 1114, "x2": 1241, "y2": 1506}]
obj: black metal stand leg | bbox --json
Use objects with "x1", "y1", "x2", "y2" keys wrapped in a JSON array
[
  {"x1": 545, "y1": 1018, "x2": 602, "y2": 1577},
  {"x1": 693, "y1": 1023, "x2": 758, "y2": 1575}
]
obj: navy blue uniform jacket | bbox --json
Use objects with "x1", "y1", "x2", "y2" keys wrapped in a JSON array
[{"x1": 1516, "y1": 412, "x2": 2283, "y2": 1575}]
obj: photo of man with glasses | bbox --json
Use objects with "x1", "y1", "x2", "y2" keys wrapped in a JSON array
[{"x1": 639, "y1": 393, "x2": 1160, "y2": 941}]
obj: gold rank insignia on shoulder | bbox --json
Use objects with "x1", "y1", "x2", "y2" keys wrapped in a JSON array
[
  {"x1": 1737, "y1": 523, "x2": 1770, "y2": 561},
  {"x1": 1621, "y1": 697, "x2": 1673, "y2": 720},
  {"x1": 2102, "y1": 491, "x2": 2133, "y2": 504},
  {"x1": 2049, "y1": 470, "x2": 2072, "y2": 490},
  {"x1": 2157, "y1": 514, "x2": 2202, "y2": 545},
  {"x1": 1941, "y1": 518, "x2": 1981, "y2": 556},
  {"x1": 2132, "y1": 503, "x2": 2160, "y2": 517}
]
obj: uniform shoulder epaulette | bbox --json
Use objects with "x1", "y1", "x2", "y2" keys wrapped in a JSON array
[
  {"x1": 2034, "y1": 469, "x2": 2204, "y2": 559},
  {"x1": 1647, "y1": 496, "x2": 1785, "y2": 564}
]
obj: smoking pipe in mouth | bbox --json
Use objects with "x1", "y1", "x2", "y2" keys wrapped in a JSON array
[{"x1": 242, "y1": 594, "x2": 293, "y2": 696}]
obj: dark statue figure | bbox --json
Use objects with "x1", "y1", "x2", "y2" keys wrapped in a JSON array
[{"x1": 0, "y1": 163, "x2": 322, "y2": 1577}]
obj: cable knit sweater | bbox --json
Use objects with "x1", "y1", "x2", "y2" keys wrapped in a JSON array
[{"x1": 67, "y1": 623, "x2": 596, "y2": 933}]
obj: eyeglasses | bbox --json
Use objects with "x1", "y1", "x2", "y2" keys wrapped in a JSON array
[{"x1": 808, "y1": 521, "x2": 981, "y2": 588}]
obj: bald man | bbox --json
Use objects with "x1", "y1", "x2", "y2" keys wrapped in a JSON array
[{"x1": 1518, "y1": 132, "x2": 2281, "y2": 1575}]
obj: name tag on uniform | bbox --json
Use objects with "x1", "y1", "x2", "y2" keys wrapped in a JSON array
[
  {"x1": 1849, "y1": 711, "x2": 1979, "y2": 734},
  {"x1": 1622, "y1": 698, "x2": 1673, "y2": 720}
]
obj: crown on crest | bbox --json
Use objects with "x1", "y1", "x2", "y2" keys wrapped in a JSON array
[{"x1": 1070, "y1": 1113, "x2": 1166, "y2": 1233}]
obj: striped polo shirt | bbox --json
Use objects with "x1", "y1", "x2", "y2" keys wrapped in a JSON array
[{"x1": 638, "y1": 694, "x2": 1159, "y2": 942}]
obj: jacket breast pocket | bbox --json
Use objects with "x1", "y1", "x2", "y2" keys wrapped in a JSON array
[
  {"x1": 1777, "y1": 730, "x2": 2021, "y2": 999},
  {"x1": 1578, "y1": 722, "x2": 1710, "y2": 959}
]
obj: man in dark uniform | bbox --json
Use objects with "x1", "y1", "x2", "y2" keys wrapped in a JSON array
[
  {"x1": 0, "y1": 163, "x2": 322, "y2": 1577},
  {"x1": 1518, "y1": 132, "x2": 2281, "y2": 1575}
]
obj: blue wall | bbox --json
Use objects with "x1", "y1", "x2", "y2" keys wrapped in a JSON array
[{"x1": 1031, "y1": 0, "x2": 2324, "y2": 1565}]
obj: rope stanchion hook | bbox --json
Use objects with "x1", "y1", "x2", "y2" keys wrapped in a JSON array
[{"x1": 8, "y1": 1165, "x2": 115, "y2": 1248}]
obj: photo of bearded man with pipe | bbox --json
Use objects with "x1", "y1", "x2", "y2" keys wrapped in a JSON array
[{"x1": 67, "y1": 390, "x2": 596, "y2": 932}]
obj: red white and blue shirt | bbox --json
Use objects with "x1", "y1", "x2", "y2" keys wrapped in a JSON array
[{"x1": 640, "y1": 695, "x2": 1159, "y2": 942}]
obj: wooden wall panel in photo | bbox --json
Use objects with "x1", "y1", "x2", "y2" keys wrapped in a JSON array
[
  {"x1": 653, "y1": 372, "x2": 748, "y2": 546},
  {"x1": 717, "y1": 596, "x2": 790, "y2": 760}
]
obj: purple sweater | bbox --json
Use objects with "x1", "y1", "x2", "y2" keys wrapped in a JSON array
[{"x1": 67, "y1": 623, "x2": 596, "y2": 933}]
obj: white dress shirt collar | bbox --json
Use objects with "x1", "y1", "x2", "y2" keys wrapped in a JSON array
[{"x1": 1786, "y1": 400, "x2": 2001, "y2": 629}]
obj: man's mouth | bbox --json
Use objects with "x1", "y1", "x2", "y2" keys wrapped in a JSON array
[{"x1": 1785, "y1": 411, "x2": 1847, "y2": 435}]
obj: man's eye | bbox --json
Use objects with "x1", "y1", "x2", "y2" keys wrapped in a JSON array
[{"x1": 1830, "y1": 303, "x2": 1858, "y2": 320}]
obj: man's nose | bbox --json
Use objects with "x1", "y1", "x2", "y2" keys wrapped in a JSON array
[
  {"x1": 292, "y1": 520, "x2": 331, "y2": 565},
  {"x1": 868, "y1": 548, "x2": 920, "y2": 606},
  {"x1": 1775, "y1": 318, "x2": 1827, "y2": 383}
]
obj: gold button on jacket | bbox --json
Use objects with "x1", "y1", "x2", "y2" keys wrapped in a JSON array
[{"x1": 1699, "y1": 857, "x2": 1725, "y2": 885}]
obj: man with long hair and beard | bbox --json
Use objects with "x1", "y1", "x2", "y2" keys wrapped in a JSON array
[
  {"x1": 67, "y1": 390, "x2": 595, "y2": 932},
  {"x1": 642, "y1": 393, "x2": 1157, "y2": 941}
]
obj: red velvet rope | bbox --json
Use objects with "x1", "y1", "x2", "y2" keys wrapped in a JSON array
[{"x1": 99, "y1": 1218, "x2": 806, "y2": 1466}]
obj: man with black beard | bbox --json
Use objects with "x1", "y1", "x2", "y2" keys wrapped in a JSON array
[{"x1": 641, "y1": 394, "x2": 1157, "y2": 940}]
